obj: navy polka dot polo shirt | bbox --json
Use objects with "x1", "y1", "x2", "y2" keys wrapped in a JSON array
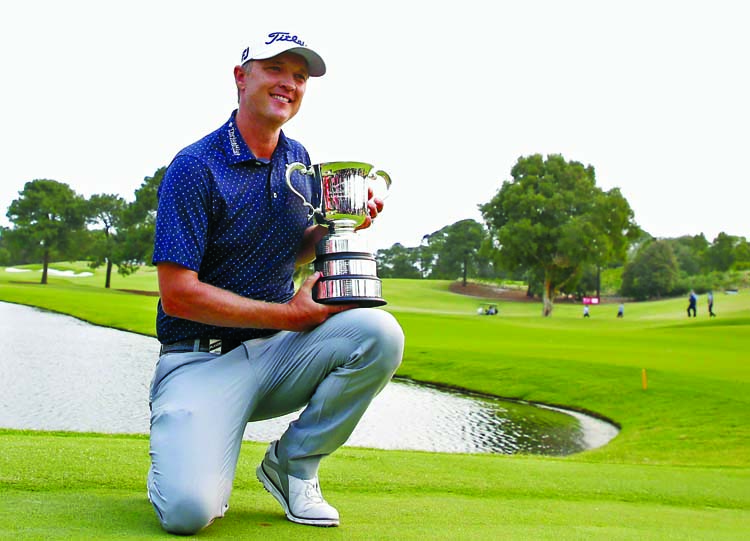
[{"x1": 153, "y1": 110, "x2": 320, "y2": 344}]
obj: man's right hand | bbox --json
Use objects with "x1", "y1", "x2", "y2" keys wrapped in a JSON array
[{"x1": 284, "y1": 272, "x2": 356, "y2": 331}]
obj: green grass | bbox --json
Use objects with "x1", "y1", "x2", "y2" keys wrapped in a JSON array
[
  {"x1": 2, "y1": 432, "x2": 748, "y2": 540},
  {"x1": 1, "y1": 263, "x2": 749, "y2": 539},
  {"x1": 0, "y1": 263, "x2": 158, "y2": 335}
]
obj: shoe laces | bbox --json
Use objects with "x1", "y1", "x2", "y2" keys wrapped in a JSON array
[{"x1": 303, "y1": 478, "x2": 325, "y2": 504}]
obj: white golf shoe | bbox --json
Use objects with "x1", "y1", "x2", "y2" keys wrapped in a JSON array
[{"x1": 256, "y1": 441, "x2": 340, "y2": 527}]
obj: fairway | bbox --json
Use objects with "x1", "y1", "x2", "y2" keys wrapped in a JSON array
[{"x1": 1, "y1": 264, "x2": 749, "y2": 540}]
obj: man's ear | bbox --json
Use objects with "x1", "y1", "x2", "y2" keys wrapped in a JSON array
[{"x1": 233, "y1": 65, "x2": 246, "y2": 92}]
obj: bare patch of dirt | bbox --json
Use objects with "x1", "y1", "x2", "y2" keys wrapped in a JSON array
[
  {"x1": 449, "y1": 281, "x2": 625, "y2": 304},
  {"x1": 449, "y1": 282, "x2": 536, "y2": 302}
]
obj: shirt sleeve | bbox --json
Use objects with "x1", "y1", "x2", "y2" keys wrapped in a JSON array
[{"x1": 152, "y1": 155, "x2": 212, "y2": 271}]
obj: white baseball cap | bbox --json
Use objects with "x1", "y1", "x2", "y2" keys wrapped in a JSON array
[{"x1": 240, "y1": 31, "x2": 326, "y2": 77}]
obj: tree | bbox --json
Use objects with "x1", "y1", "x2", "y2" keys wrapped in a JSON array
[
  {"x1": 587, "y1": 187, "x2": 642, "y2": 296},
  {"x1": 734, "y1": 238, "x2": 750, "y2": 270},
  {"x1": 664, "y1": 234, "x2": 709, "y2": 276},
  {"x1": 705, "y1": 232, "x2": 738, "y2": 272},
  {"x1": 417, "y1": 234, "x2": 434, "y2": 278},
  {"x1": 480, "y1": 154, "x2": 638, "y2": 316},
  {"x1": 573, "y1": 263, "x2": 599, "y2": 298},
  {"x1": 425, "y1": 219, "x2": 487, "y2": 283},
  {"x1": 621, "y1": 240, "x2": 679, "y2": 300},
  {"x1": 87, "y1": 193, "x2": 127, "y2": 288},
  {"x1": 376, "y1": 243, "x2": 421, "y2": 278},
  {"x1": 0, "y1": 228, "x2": 10, "y2": 266},
  {"x1": 0, "y1": 226, "x2": 33, "y2": 266},
  {"x1": 6, "y1": 179, "x2": 87, "y2": 284},
  {"x1": 117, "y1": 167, "x2": 164, "y2": 272}
]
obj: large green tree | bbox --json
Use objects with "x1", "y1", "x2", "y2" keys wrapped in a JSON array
[
  {"x1": 480, "y1": 154, "x2": 638, "y2": 316},
  {"x1": 6, "y1": 179, "x2": 87, "y2": 284},
  {"x1": 424, "y1": 219, "x2": 487, "y2": 283},
  {"x1": 587, "y1": 187, "x2": 642, "y2": 296},
  {"x1": 621, "y1": 240, "x2": 679, "y2": 300}
]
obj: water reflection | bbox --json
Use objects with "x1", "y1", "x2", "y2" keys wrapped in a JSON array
[{"x1": 0, "y1": 301, "x2": 617, "y2": 455}]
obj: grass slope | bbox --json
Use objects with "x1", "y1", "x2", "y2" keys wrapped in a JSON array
[{"x1": 1, "y1": 264, "x2": 749, "y2": 539}]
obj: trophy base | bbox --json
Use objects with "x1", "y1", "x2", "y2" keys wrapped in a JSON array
[
  {"x1": 317, "y1": 296, "x2": 387, "y2": 308},
  {"x1": 313, "y1": 276, "x2": 387, "y2": 307}
]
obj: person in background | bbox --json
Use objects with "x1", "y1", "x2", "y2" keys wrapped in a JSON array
[
  {"x1": 617, "y1": 303, "x2": 624, "y2": 318},
  {"x1": 707, "y1": 290, "x2": 716, "y2": 317},
  {"x1": 146, "y1": 31, "x2": 404, "y2": 535},
  {"x1": 687, "y1": 290, "x2": 697, "y2": 317},
  {"x1": 583, "y1": 304, "x2": 590, "y2": 318}
]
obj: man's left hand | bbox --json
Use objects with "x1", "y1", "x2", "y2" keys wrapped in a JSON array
[{"x1": 356, "y1": 187, "x2": 385, "y2": 231}]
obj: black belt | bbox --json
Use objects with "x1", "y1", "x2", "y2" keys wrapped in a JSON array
[{"x1": 159, "y1": 338, "x2": 243, "y2": 356}]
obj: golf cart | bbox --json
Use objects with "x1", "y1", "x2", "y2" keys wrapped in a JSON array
[{"x1": 477, "y1": 303, "x2": 498, "y2": 316}]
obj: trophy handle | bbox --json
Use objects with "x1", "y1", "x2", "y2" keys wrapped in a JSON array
[
  {"x1": 368, "y1": 168, "x2": 392, "y2": 200},
  {"x1": 285, "y1": 162, "x2": 319, "y2": 218}
]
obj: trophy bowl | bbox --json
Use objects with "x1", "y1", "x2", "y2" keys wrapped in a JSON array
[{"x1": 286, "y1": 161, "x2": 391, "y2": 307}]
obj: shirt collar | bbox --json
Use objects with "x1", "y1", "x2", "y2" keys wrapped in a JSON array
[{"x1": 221, "y1": 110, "x2": 291, "y2": 165}]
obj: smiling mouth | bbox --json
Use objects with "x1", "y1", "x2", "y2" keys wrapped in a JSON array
[{"x1": 271, "y1": 94, "x2": 291, "y2": 103}]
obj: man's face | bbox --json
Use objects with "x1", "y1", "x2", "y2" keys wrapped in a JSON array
[{"x1": 237, "y1": 52, "x2": 309, "y2": 127}]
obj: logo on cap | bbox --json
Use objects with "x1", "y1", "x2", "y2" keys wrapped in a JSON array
[
  {"x1": 265, "y1": 32, "x2": 306, "y2": 47},
  {"x1": 241, "y1": 47, "x2": 250, "y2": 63}
]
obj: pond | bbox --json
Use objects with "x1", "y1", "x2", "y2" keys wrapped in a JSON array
[{"x1": 0, "y1": 301, "x2": 618, "y2": 455}]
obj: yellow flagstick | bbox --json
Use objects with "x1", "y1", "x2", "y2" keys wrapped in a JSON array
[{"x1": 642, "y1": 368, "x2": 648, "y2": 390}]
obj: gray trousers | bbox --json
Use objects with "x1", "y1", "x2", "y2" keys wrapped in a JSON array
[{"x1": 147, "y1": 308, "x2": 404, "y2": 534}]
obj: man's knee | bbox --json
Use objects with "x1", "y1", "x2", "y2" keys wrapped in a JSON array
[
  {"x1": 148, "y1": 468, "x2": 226, "y2": 536},
  {"x1": 151, "y1": 489, "x2": 222, "y2": 535},
  {"x1": 351, "y1": 309, "x2": 404, "y2": 373}
]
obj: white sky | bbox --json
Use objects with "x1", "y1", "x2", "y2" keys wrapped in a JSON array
[{"x1": 2, "y1": 0, "x2": 748, "y2": 250}]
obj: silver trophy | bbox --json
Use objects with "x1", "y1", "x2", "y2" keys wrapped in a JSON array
[{"x1": 286, "y1": 161, "x2": 392, "y2": 307}]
